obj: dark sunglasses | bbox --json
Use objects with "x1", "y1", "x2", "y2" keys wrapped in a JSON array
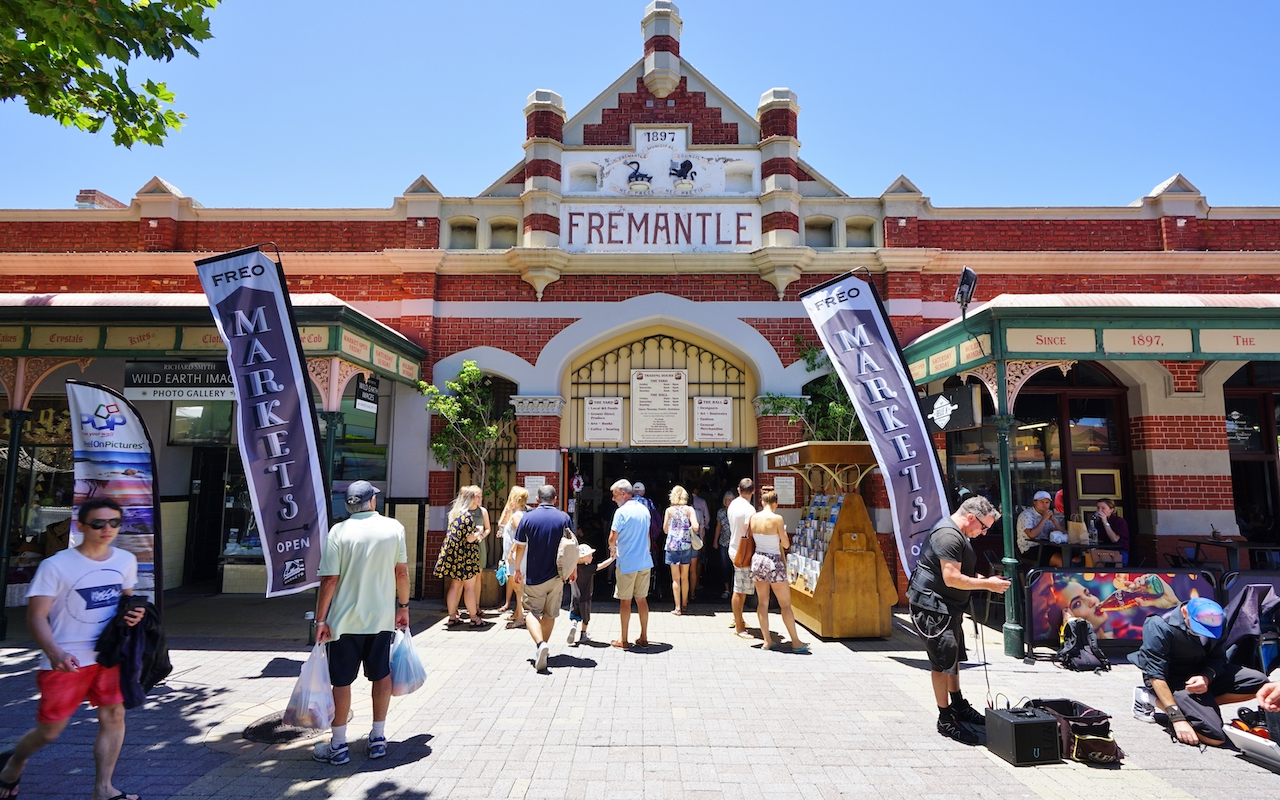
[
  {"x1": 88, "y1": 518, "x2": 123, "y2": 530},
  {"x1": 975, "y1": 516, "x2": 992, "y2": 533}
]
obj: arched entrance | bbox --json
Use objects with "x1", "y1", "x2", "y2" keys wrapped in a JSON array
[{"x1": 563, "y1": 328, "x2": 757, "y2": 599}]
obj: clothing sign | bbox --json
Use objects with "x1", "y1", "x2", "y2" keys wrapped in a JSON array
[
  {"x1": 919, "y1": 385, "x2": 981, "y2": 433},
  {"x1": 355, "y1": 374, "x2": 379, "y2": 414},
  {"x1": 195, "y1": 247, "x2": 328, "y2": 597},
  {"x1": 583, "y1": 397, "x2": 623, "y2": 442},
  {"x1": 65, "y1": 381, "x2": 162, "y2": 605},
  {"x1": 799, "y1": 273, "x2": 949, "y2": 577},
  {"x1": 630, "y1": 369, "x2": 688, "y2": 446},
  {"x1": 693, "y1": 396, "x2": 732, "y2": 442},
  {"x1": 123, "y1": 360, "x2": 235, "y2": 400}
]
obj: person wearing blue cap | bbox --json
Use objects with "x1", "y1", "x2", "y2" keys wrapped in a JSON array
[{"x1": 1129, "y1": 596, "x2": 1269, "y2": 746}]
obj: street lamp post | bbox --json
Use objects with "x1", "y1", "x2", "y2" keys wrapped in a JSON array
[{"x1": 0, "y1": 409, "x2": 34, "y2": 640}]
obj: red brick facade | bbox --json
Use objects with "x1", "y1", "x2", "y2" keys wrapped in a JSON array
[
  {"x1": 514, "y1": 415, "x2": 560, "y2": 449},
  {"x1": 525, "y1": 110, "x2": 564, "y2": 142},
  {"x1": 1129, "y1": 415, "x2": 1228, "y2": 450},
  {"x1": 523, "y1": 159, "x2": 562, "y2": 181},
  {"x1": 761, "y1": 211, "x2": 799, "y2": 233},
  {"x1": 1158, "y1": 360, "x2": 1208, "y2": 393},
  {"x1": 522, "y1": 213, "x2": 560, "y2": 234},
  {"x1": 1134, "y1": 474, "x2": 1233, "y2": 510},
  {"x1": 643, "y1": 35, "x2": 679, "y2": 56},
  {"x1": 582, "y1": 78, "x2": 738, "y2": 146},
  {"x1": 758, "y1": 108, "x2": 797, "y2": 140},
  {"x1": 761, "y1": 157, "x2": 804, "y2": 180},
  {"x1": 433, "y1": 318, "x2": 576, "y2": 363}
]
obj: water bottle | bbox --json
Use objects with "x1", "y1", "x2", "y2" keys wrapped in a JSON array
[{"x1": 1089, "y1": 514, "x2": 1099, "y2": 546}]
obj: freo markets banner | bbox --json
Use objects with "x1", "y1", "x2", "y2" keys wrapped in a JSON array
[
  {"x1": 66, "y1": 381, "x2": 162, "y2": 604},
  {"x1": 196, "y1": 247, "x2": 328, "y2": 597},
  {"x1": 799, "y1": 273, "x2": 949, "y2": 577}
]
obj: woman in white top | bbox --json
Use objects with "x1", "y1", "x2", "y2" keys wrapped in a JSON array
[
  {"x1": 748, "y1": 487, "x2": 809, "y2": 653},
  {"x1": 663, "y1": 485, "x2": 699, "y2": 615},
  {"x1": 497, "y1": 486, "x2": 529, "y2": 628}
]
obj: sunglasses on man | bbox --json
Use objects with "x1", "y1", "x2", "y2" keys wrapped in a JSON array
[{"x1": 88, "y1": 518, "x2": 123, "y2": 530}]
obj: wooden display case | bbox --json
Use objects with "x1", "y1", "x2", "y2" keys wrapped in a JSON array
[{"x1": 763, "y1": 442, "x2": 897, "y2": 638}]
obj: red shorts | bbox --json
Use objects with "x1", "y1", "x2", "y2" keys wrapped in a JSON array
[{"x1": 36, "y1": 664, "x2": 124, "y2": 723}]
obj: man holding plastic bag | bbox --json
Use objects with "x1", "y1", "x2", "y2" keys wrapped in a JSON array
[{"x1": 311, "y1": 481, "x2": 410, "y2": 765}]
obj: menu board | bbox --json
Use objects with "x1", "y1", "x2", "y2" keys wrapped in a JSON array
[
  {"x1": 693, "y1": 396, "x2": 732, "y2": 442},
  {"x1": 583, "y1": 396, "x2": 624, "y2": 442},
  {"x1": 630, "y1": 369, "x2": 688, "y2": 446}
]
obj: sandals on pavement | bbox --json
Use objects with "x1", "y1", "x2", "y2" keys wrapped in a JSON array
[
  {"x1": 105, "y1": 793, "x2": 142, "y2": 800},
  {"x1": 0, "y1": 749, "x2": 19, "y2": 800},
  {"x1": 505, "y1": 620, "x2": 524, "y2": 629},
  {"x1": 610, "y1": 640, "x2": 631, "y2": 649},
  {"x1": 445, "y1": 617, "x2": 464, "y2": 628}
]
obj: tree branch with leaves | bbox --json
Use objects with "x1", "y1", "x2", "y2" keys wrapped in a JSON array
[
  {"x1": 418, "y1": 360, "x2": 514, "y2": 502},
  {"x1": 1, "y1": 0, "x2": 217, "y2": 147},
  {"x1": 756, "y1": 334, "x2": 864, "y2": 442}
]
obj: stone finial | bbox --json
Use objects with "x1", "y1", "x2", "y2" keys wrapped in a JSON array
[
  {"x1": 757, "y1": 88, "x2": 800, "y2": 116},
  {"x1": 524, "y1": 89, "x2": 566, "y2": 118},
  {"x1": 642, "y1": 1, "x2": 682, "y2": 98},
  {"x1": 757, "y1": 88, "x2": 800, "y2": 140}
]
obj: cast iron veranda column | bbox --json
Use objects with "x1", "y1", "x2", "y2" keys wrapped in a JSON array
[{"x1": 0, "y1": 409, "x2": 33, "y2": 640}]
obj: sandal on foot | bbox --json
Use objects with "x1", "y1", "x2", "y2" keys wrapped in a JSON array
[
  {"x1": 105, "y1": 793, "x2": 142, "y2": 800},
  {"x1": 467, "y1": 619, "x2": 486, "y2": 627},
  {"x1": 635, "y1": 639, "x2": 650, "y2": 649},
  {"x1": 505, "y1": 620, "x2": 524, "y2": 629},
  {"x1": 790, "y1": 643, "x2": 811, "y2": 654},
  {"x1": 610, "y1": 640, "x2": 631, "y2": 649},
  {"x1": 0, "y1": 750, "x2": 16, "y2": 800}
]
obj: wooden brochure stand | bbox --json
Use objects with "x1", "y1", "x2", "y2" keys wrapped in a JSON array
[{"x1": 763, "y1": 442, "x2": 897, "y2": 638}]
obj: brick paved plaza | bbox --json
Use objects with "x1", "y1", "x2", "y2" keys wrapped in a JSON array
[{"x1": 2, "y1": 593, "x2": 1278, "y2": 800}]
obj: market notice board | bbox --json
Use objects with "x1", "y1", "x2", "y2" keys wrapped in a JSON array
[
  {"x1": 693, "y1": 396, "x2": 732, "y2": 442},
  {"x1": 630, "y1": 369, "x2": 688, "y2": 446},
  {"x1": 583, "y1": 396, "x2": 624, "y2": 442}
]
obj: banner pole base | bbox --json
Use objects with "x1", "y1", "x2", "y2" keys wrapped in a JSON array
[{"x1": 1002, "y1": 622, "x2": 1025, "y2": 658}]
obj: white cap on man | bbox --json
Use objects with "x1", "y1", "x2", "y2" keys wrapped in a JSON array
[{"x1": 1033, "y1": 490, "x2": 1052, "y2": 501}]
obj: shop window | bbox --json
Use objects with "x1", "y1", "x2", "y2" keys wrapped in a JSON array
[
  {"x1": 1011, "y1": 393, "x2": 1063, "y2": 504},
  {"x1": 1232, "y1": 460, "x2": 1276, "y2": 539},
  {"x1": 0, "y1": 396, "x2": 74, "y2": 554},
  {"x1": 448, "y1": 221, "x2": 477, "y2": 249},
  {"x1": 169, "y1": 400, "x2": 234, "y2": 446},
  {"x1": 489, "y1": 221, "x2": 518, "y2": 249},
  {"x1": 803, "y1": 218, "x2": 834, "y2": 248},
  {"x1": 1225, "y1": 362, "x2": 1280, "y2": 387},
  {"x1": 1068, "y1": 397, "x2": 1119, "y2": 453},
  {"x1": 1226, "y1": 396, "x2": 1263, "y2": 451},
  {"x1": 845, "y1": 218, "x2": 875, "y2": 247}
]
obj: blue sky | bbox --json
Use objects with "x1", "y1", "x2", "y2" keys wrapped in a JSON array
[{"x1": 2, "y1": 1, "x2": 1277, "y2": 210}]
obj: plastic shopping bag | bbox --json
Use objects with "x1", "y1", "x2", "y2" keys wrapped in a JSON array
[
  {"x1": 283, "y1": 643, "x2": 335, "y2": 729},
  {"x1": 390, "y1": 628, "x2": 426, "y2": 696},
  {"x1": 496, "y1": 559, "x2": 509, "y2": 586}
]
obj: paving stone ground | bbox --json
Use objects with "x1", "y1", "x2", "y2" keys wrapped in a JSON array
[{"x1": 2, "y1": 590, "x2": 1279, "y2": 800}]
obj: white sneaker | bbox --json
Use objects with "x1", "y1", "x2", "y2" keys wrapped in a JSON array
[
  {"x1": 535, "y1": 641, "x2": 549, "y2": 672},
  {"x1": 567, "y1": 620, "x2": 580, "y2": 645}
]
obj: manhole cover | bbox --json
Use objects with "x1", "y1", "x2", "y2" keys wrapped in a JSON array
[{"x1": 243, "y1": 711, "x2": 324, "y2": 745}]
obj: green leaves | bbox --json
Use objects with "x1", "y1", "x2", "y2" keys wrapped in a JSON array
[
  {"x1": 0, "y1": 0, "x2": 218, "y2": 147},
  {"x1": 418, "y1": 360, "x2": 514, "y2": 497},
  {"x1": 757, "y1": 335, "x2": 864, "y2": 442}
]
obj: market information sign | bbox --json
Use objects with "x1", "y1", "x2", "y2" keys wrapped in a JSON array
[
  {"x1": 630, "y1": 369, "x2": 688, "y2": 446},
  {"x1": 355, "y1": 375, "x2": 379, "y2": 414},
  {"x1": 693, "y1": 396, "x2": 732, "y2": 442},
  {"x1": 583, "y1": 397, "x2": 623, "y2": 442},
  {"x1": 919, "y1": 385, "x2": 981, "y2": 433},
  {"x1": 800, "y1": 273, "x2": 950, "y2": 577},
  {"x1": 123, "y1": 361, "x2": 235, "y2": 400}
]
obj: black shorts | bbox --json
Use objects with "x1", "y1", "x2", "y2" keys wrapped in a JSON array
[
  {"x1": 327, "y1": 631, "x2": 394, "y2": 687},
  {"x1": 910, "y1": 604, "x2": 966, "y2": 675}
]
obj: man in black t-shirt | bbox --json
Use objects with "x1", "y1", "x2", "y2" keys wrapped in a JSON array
[{"x1": 907, "y1": 496, "x2": 1011, "y2": 744}]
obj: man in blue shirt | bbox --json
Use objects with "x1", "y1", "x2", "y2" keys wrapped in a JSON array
[
  {"x1": 608, "y1": 479, "x2": 653, "y2": 649},
  {"x1": 513, "y1": 485, "x2": 575, "y2": 673}
]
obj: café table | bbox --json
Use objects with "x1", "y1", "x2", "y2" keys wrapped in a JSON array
[
  {"x1": 1056, "y1": 540, "x2": 1098, "y2": 568},
  {"x1": 1177, "y1": 537, "x2": 1280, "y2": 572}
]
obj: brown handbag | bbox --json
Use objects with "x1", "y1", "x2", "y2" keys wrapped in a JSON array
[{"x1": 732, "y1": 532, "x2": 755, "y2": 569}]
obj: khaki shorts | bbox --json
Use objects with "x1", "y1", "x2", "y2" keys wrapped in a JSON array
[
  {"x1": 614, "y1": 569, "x2": 651, "y2": 601},
  {"x1": 522, "y1": 577, "x2": 564, "y2": 619}
]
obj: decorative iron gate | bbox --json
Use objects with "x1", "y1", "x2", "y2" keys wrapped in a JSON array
[{"x1": 567, "y1": 332, "x2": 749, "y2": 449}]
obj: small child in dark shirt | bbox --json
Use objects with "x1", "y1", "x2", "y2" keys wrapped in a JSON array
[{"x1": 568, "y1": 544, "x2": 612, "y2": 645}]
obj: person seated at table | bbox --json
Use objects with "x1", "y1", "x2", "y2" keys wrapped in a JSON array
[
  {"x1": 1128, "y1": 597, "x2": 1269, "y2": 747},
  {"x1": 1017, "y1": 491, "x2": 1066, "y2": 567},
  {"x1": 1092, "y1": 498, "x2": 1129, "y2": 566}
]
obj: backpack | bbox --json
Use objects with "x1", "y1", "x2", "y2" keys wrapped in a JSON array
[
  {"x1": 1056, "y1": 616, "x2": 1110, "y2": 672},
  {"x1": 1025, "y1": 698, "x2": 1125, "y2": 764}
]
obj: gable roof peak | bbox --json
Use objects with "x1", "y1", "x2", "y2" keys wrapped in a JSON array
[
  {"x1": 1147, "y1": 173, "x2": 1201, "y2": 197},
  {"x1": 882, "y1": 175, "x2": 922, "y2": 196}
]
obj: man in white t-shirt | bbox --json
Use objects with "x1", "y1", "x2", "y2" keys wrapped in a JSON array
[
  {"x1": 727, "y1": 478, "x2": 757, "y2": 639},
  {"x1": 0, "y1": 497, "x2": 144, "y2": 800},
  {"x1": 313, "y1": 481, "x2": 410, "y2": 766}
]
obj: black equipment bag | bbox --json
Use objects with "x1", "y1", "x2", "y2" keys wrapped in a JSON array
[
  {"x1": 1056, "y1": 616, "x2": 1110, "y2": 672},
  {"x1": 1025, "y1": 698, "x2": 1125, "y2": 764}
]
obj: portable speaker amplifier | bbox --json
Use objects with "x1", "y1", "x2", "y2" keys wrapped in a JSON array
[{"x1": 985, "y1": 707, "x2": 1060, "y2": 766}]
